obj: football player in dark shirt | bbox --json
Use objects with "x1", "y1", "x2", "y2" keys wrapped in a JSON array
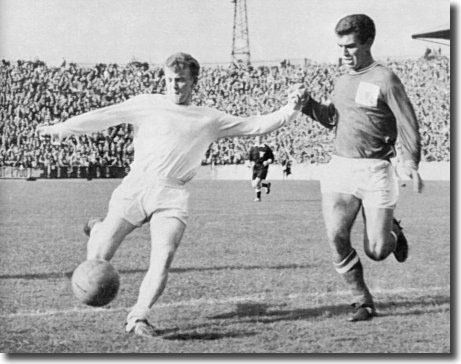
[
  {"x1": 301, "y1": 14, "x2": 423, "y2": 322},
  {"x1": 248, "y1": 136, "x2": 274, "y2": 201}
]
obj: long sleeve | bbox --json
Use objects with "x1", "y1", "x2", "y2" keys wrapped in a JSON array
[
  {"x1": 215, "y1": 105, "x2": 299, "y2": 139},
  {"x1": 385, "y1": 74, "x2": 421, "y2": 167},
  {"x1": 49, "y1": 95, "x2": 149, "y2": 138},
  {"x1": 301, "y1": 98, "x2": 337, "y2": 129}
]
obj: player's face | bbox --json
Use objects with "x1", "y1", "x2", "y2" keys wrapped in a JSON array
[
  {"x1": 165, "y1": 66, "x2": 196, "y2": 105},
  {"x1": 337, "y1": 33, "x2": 372, "y2": 71}
]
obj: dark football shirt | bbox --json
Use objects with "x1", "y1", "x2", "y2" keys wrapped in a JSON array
[
  {"x1": 302, "y1": 62, "x2": 421, "y2": 166},
  {"x1": 249, "y1": 144, "x2": 274, "y2": 170}
]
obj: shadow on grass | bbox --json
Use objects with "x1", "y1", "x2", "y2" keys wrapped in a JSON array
[
  {"x1": 150, "y1": 295, "x2": 449, "y2": 342},
  {"x1": 276, "y1": 199, "x2": 322, "y2": 202},
  {"x1": 208, "y1": 294, "x2": 450, "y2": 323},
  {"x1": 375, "y1": 295, "x2": 451, "y2": 318},
  {"x1": 162, "y1": 329, "x2": 258, "y2": 341},
  {"x1": 0, "y1": 263, "x2": 316, "y2": 280}
]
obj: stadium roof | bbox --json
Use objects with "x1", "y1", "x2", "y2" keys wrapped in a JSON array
[{"x1": 412, "y1": 29, "x2": 450, "y2": 40}]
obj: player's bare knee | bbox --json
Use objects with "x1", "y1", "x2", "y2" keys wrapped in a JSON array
[
  {"x1": 366, "y1": 250, "x2": 387, "y2": 261},
  {"x1": 365, "y1": 242, "x2": 388, "y2": 261}
]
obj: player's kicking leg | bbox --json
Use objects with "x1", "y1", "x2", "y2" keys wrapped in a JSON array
[
  {"x1": 125, "y1": 215, "x2": 186, "y2": 337},
  {"x1": 322, "y1": 192, "x2": 376, "y2": 322},
  {"x1": 85, "y1": 211, "x2": 137, "y2": 261}
]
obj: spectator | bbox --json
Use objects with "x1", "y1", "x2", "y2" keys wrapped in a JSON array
[{"x1": 0, "y1": 57, "x2": 450, "y2": 171}]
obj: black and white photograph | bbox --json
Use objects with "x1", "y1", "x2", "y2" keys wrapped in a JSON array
[{"x1": 0, "y1": 0, "x2": 452, "y2": 355}]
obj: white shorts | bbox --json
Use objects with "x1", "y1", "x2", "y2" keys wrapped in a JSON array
[
  {"x1": 108, "y1": 178, "x2": 189, "y2": 227},
  {"x1": 320, "y1": 155, "x2": 399, "y2": 209}
]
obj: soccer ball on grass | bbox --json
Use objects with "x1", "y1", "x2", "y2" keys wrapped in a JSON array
[{"x1": 71, "y1": 259, "x2": 120, "y2": 307}]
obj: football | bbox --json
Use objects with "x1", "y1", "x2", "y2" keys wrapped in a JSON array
[{"x1": 71, "y1": 259, "x2": 120, "y2": 307}]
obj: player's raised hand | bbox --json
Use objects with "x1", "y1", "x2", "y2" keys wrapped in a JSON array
[{"x1": 287, "y1": 83, "x2": 309, "y2": 110}]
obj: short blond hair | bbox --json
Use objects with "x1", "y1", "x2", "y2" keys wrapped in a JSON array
[{"x1": 165, "y1": 52, "x2": 200, "y2": 81}]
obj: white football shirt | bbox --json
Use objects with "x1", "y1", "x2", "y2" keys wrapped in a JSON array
[{"x1": 48, "y1": 94, "x2": 298, "y2": 187}]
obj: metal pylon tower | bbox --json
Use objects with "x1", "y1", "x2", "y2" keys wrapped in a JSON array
[{"x1": 231, "y1": 0, "x2": 251, "y2": 64}]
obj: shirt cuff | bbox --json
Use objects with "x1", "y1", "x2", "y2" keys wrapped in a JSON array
[{"x1": 281, "y1": 104, "x2": 300, "y2": 118}]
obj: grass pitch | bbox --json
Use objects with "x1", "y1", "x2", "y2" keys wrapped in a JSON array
[{"x1": 0, "y1": 179, "x2": 450, "y2": 353}]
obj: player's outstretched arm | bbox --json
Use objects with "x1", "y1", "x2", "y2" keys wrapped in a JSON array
[
  {"x1": 300, "y1": 93, "x2": 337, "y2": 129},
  {"x1": 35, "y1": 94, "x2": 147, "y2": 139},
  {"x1": 216, "y1": 83, "x2": 308, "y2": 139}
]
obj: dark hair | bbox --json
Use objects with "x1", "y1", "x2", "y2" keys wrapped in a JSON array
[
  {"x1": 165, "y1": 52, "x2": 200, "y2": 81},
  {"x1": 335, "y1": 14, "x2": 376, "y2": 44}
]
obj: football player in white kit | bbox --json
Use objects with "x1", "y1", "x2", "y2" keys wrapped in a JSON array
[{"x1": 37, "y1": 52, "x2": 307, "y2": 337}]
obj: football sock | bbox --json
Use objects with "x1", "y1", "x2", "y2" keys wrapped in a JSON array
[
  {"x1": 256, "y1": 190, "x2": 261, "y2": 199},
  {"x1": 334, "y1": 249, "x2": 373, "y2": 306}
]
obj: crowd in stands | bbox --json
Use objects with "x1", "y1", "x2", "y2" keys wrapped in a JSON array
[{"x1": 0, "y1": 55, "x2": 450, "y2": 173}]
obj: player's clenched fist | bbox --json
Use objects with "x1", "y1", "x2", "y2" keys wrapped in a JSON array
[{"x1": 287, "y1": 83, "x2": 310, "y2": 110}]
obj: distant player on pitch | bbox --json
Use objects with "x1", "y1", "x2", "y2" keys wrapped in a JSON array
[
  {"x1": 37, "y1": 52, "x2": 307, "y2": 337},
  {"x1": 247, "y1": 136, "x2": 274, "y2": 202},
  {"x1": 300, "y1": 14, "x2": 423, "y2": 321}
]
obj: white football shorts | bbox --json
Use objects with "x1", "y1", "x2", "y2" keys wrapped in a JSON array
[
  {"x1": 108, "y1": 177, "x2": 189, "y2": 226},
  {"x1": 320, "y1": 155, "x2": 399, "y2": 209}
]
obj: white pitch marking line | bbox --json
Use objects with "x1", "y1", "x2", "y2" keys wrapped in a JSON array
[{"x1": 2, "y1": 285, "x2": 449, "y2": 319}]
